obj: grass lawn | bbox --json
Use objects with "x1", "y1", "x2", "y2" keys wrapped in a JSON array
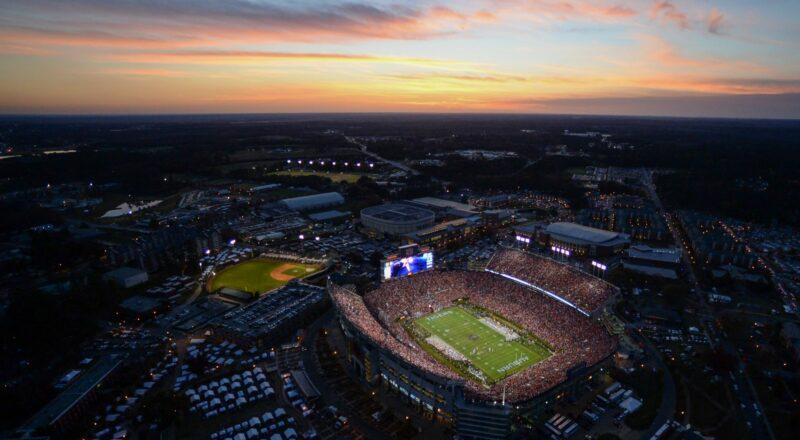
[
  {"x1": 207, "y1": 259, "x2": 320, "y2": 294},
  {"x1": 269, "y1": 170, "x2": 372, "y2": 183},
  {"x1": 415, "y1": 306, "x2": 551, "y2": 382}
]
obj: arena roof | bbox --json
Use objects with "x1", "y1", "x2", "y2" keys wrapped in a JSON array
[{"x1": 546, "y1": 222, "x2": 629, "y2": 246}]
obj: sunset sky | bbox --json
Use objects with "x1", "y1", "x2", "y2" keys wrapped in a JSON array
[{"x1": 1, "y1": 0, "x2": 799, "y2": 117}]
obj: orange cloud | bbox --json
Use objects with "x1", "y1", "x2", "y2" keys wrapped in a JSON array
[
  {"x1": 507, "y1": 0, "x2": 637, "y2": 22},
  {"x1": 0, "y1": 1, "x2": 493, "y2": 52},
  {"x1": 104, "y1": 50, "x2": 465, "y2": 69},
  {"x1": 649, "y1": 0, "x2": 690, "y2": 29}
]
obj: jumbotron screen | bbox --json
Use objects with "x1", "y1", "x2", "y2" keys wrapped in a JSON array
[{"x1": 382, "y1": 252, "x2": 434, "y2": 280}]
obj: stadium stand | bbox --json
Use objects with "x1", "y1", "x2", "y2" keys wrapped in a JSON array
[
  {"x1": 331, "y1": 268, "x2": 616, "y2": 404},
  {"x1": 485, "y1": 248, "x2": 618, "y2": 315}
]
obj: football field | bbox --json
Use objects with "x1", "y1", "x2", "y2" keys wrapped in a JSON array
[{"x1": 415, "y1": 306, "x2": 551, "y2": 382}]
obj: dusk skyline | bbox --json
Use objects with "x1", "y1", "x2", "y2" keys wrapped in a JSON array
[{"x1": 1, "y1": 0, "x2": 799, "y2": 118}]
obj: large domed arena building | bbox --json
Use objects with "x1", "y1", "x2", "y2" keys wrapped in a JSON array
[{"x1": 330, "y1": 248, "x2": 620, "y2": 439}]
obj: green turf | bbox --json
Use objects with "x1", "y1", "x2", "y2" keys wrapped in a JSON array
[
  {"x1": 207, "y1": 259, "x2": 320, "y2": 294},
  {"x1": 415, "y1": 306, "x2": 551, "y2": 383},
  {"x1": 269, "y1": 170, "x2": 371, "y2": 184}
]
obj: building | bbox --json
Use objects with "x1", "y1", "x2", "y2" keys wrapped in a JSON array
[
  {"x1": 543, "y1": 222, "x2": 630, "y2": 258},
  {"x1": 360, "y1": 203, "x2": 436, "y2": 235},
  {"x1": 408, "y1": 197, "x2": 477, "y2": 218},
  {"x1": 18, "y1": 356, "x2": 122, "y2": 437},
  {"x1": 119, "y1": 295, "x2": 162, "y2": 317},
  {"x1": 212, "y1": 282, "x2": 327, "y2": 348},
  {"x1": 307, "y1": 210, "x2": 350, "y2": 223},
  {"x1": 103, "y1": 267, "x2": 149, "y2": 288},
  {"x1": 469, "y1": 194, "x2": 511, "y2": 210},
  {"x1": 578, "y1": 205, "x2": 669, "y2": 242},
  {"x1": 403, "y1": 216, "x2": 482, "y2": 248},
  {"x1": 280, "y1": 192, "x2": 344, "y2": 212},
  {"x1": 622, "y1": 245, "x2": 682, "y2": 279}
]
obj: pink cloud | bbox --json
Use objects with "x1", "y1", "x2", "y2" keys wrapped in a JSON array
[
  {"x1": 649, "y1": 0, "x2": 690, "y2": 29},
  {"x1": 707, "y1": 8, "x2": 726, "y2": 35}
]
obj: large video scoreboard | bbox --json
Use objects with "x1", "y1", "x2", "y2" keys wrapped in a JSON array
[{"x1": 381, "y1": 243, "x2": 434, "y2": 281}]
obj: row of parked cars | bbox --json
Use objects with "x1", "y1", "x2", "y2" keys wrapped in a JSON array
[
  {"x1": 186, "y1": 367, "x2": 275, "y2": 419},
  {"x1": 281, "y1": 372, "x2": 314, "y2": 419},
  {"x1": 209, "y1": 408, "x2": 300, "y2": 440}
]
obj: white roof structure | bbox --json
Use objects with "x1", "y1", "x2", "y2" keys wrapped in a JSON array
[
  {"x1": 626, "y1": 245, "x2": 681, "y2": 264},
  {"x1": 619, "y1": 396, "x2": 643, "y2": 414},
  {"x1": 280, "y1": 192, "x2": 344, "y2": 211},
  {"x1": 546, "y1": 222, "x2": 630, "y2": 246}
]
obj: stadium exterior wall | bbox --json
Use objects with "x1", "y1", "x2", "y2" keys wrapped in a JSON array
[{"x1": 332, "y1": 303, "x2": 612, "y2": 439}]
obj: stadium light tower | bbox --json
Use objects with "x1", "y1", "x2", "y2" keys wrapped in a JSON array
[{"x1": 591, "y1": 260, "x2": 607, "y2": 277}]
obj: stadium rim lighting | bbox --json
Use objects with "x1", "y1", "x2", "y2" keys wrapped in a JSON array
[{"x1": 485, "y1": 268, "x2": 590, "y2": 316}]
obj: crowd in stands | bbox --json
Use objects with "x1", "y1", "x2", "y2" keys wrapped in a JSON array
[
  {"x1": 486, "y1": 249, "x2": 617, "y2": 314},
  {"x1": 330, "y1": 265, "x2": 616, "y2": 403}
]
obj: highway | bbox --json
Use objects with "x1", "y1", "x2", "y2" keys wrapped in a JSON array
[{"x1": 345, "y1": 136, "x2": 420, "y2": 176}]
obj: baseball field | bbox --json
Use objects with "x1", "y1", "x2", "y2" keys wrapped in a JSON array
[{"x1": 207, "y1": 258, "x2": 321, "y2": 295}]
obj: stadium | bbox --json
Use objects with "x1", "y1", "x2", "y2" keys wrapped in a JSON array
[{"x1": 330, "y1": 248, "x2": 618, "y2": 439}]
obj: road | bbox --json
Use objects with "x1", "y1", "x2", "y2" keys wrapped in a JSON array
[
  {"x1": 640, "y1": 337, "x2": 678, "y2": 439},
  {"x1": 642, "y1": 168, "x2": 775, "y2": 440},
  {"x1": 345, "y1": 136, "x2": 420, "y2": 176}
]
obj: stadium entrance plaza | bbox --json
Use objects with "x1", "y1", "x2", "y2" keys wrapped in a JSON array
[{"x1": 312, "y1": 311, "x2": 452, "y2": 439}]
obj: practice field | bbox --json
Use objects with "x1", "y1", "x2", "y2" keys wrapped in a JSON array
[
  {"x1": 207, "y1": 259, "x2": 320, "y2": 294},
  {"x1": 415, "y1": 306, "x2": 551, "y2": 383},
  {"x1": 269, "y1": 170, "x2": 372, "y2": 184}
]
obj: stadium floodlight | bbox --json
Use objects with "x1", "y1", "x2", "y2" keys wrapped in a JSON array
[
  {"x1": 369, "y1": 163, "x2": 374, "y2": 168},
  {"x1": 332, "y1": 161, "x2": 337, "y2": 165},
  {"x1": 356, "y1": 162, "x2": 361, "y2": 167},
  {"x1": 344, "y1": 162, "x2": 349, "y2": 166},
  {"x1": 320, "y1": 161, "x2": 325, "y2": 165},
  {"x1": 298, "y1": 160, "x2": 303, "y2": 164},
  {"x1": 286, "y1": 159, "x2": 291, "y2": 164},
  {"x1": 309, "y1": 160, "x2": 314, "y2": 165}
]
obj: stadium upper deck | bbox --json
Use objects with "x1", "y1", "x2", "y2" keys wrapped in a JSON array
[{"x1": 486, "y1": 248, "x2": 618, "y2": 315}]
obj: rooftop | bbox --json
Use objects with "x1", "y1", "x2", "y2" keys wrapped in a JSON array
[
  {"x1": 627, "y1": 245, "x2": 682, "y2": 264},
  {"x1": 280, "y1": 192, "x2": 344, "y2": 210},
  {"x1": 21, "y1": 356, "x2": 122, "y2": 432},
  {"x1": 546, "y1": 222, "x2": 629, "y2": 245},
  {"x1": 410, "y1": 197, "x2": 476, "y2": 212},
  {"x1": 361, "y1": 203, "x2": 435, "y2": 223}
]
